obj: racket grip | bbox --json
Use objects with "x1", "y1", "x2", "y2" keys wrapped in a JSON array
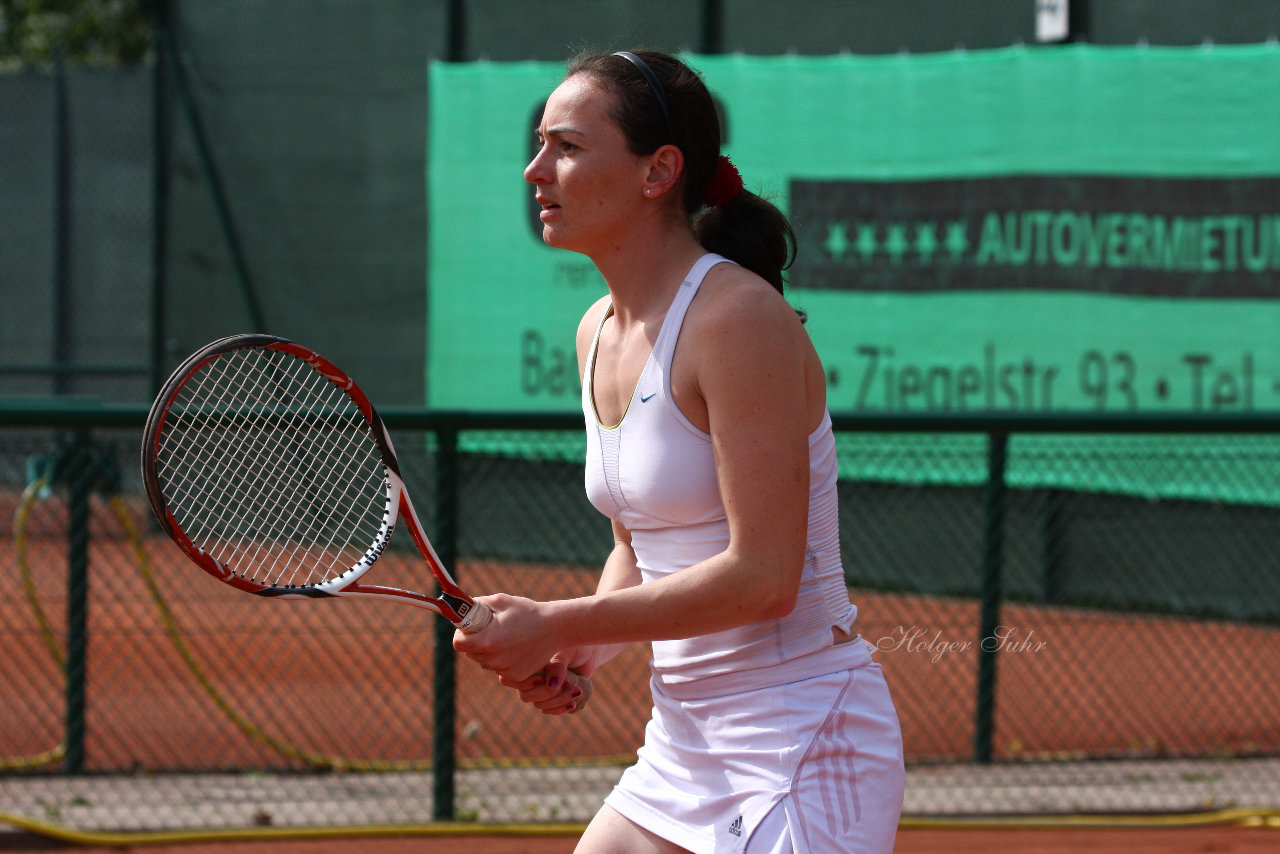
[{"x1": 456, "y1": 599, "x2": 493, "y2": 634}]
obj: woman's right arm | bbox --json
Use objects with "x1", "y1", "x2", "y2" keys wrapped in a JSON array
[
  {"x1": 498, "y1": 298, "x2": 637, "y2": 711},
  {"x1": 499, "y1": 519, "x2": 639, "y2": 713}
]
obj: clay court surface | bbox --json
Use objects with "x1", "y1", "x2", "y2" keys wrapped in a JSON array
[
  {"x1": 4, "y1": 501, "x2": 1277, "y2": 769},
  {"x1": 3, "y1": 826, "x2": 1280, "y2": 853},
  {"x1": 3, "y1": 494, "x2": 1280, "y2": 852}
]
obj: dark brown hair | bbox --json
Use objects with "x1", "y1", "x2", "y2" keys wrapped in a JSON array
[{"x1": 567, "y1": 50, "x2": 796, "y2": 294}]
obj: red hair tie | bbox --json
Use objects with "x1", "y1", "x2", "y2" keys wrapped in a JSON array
[{"x1": 705, "y1": 155, "x2": 743, "y2": 207}]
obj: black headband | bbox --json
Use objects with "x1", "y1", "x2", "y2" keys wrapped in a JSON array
[{"x1": 612, "y1": 51, "x2": 672, "y2": 131}]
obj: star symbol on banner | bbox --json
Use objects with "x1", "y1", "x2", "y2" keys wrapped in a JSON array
[
  {"x1": 855, "y1": 223, "x2": 879, "y2": 262},
  {"x1": 914, "y1": 221, "x2": 939, "y2": 264},
  {"x1": 824, "y1": 221, "x2": 850, "y2": 261},
  {"x1": 944, "y1": 220, "x2": 970, "y2": 261},
  {"x1": 884, "y1": 223, "x2": 909, "y2": 264}
]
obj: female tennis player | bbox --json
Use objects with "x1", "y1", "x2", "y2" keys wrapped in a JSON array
[{"x1": 454, "y1": 49, "x2": 905, "y2": 854}]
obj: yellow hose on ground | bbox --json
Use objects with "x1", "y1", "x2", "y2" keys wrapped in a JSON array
[
  {"x1": 8, "y1": 482, "x2": 620, "y2": 773},
  {"x1": 7, "y1": 478, "x2": 425, "y2": 773},
  {"x1": 898, "y1": 807, "x2": 1280, "y2": 829},
  {"x1": 0, "y1": 811, "x2": 588, "y2": 846},
  {"x1": 109, "y1": 494, "x2": 434, "y2": 772},
  {"x1": 2, "y1": 477, "x2": 66, "y2": 771},
  {"x1": 1, "y1": 807, "x2": 1276, "y2": 848}
]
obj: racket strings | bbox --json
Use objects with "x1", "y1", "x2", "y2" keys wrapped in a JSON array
[
  {"x1": 166, "y1": 353, "x2": 382, "y2": 584},
  {"x1": 162, "y1": 357, "x2": 363, "y2": 582},
  {"x1": 204, "y1": 355, "x2": 376, "y2": 579},
  {"x1": 155, "y1": 347, "x2": 392, "y2": 587},
  {"x1": 196, "y1": 352, "x2": 385, "y2": 582}
]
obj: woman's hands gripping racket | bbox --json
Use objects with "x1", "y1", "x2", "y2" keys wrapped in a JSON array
[{"x1": 140, "y1": 334, "x2": 491, "y2": 631}]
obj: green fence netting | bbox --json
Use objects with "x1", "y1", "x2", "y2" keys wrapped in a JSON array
[{"x1": 1, "y1": 408, "x2": 1278, "y2": 834}]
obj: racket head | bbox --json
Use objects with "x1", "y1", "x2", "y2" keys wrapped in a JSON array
[{"x1": 141, "y1": 335, "x2": 414, "y2": 602}]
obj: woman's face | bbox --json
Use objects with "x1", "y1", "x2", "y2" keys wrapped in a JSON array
[{"x1": 524, "y1": 74, "x2": 650, "y2": 255}]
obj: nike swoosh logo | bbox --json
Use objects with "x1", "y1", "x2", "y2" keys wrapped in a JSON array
[{"x1": 640, "y1": 392, "x2": 656, "y2": 402}]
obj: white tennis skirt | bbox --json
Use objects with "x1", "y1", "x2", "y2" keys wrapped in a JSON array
[{"x1": 605, "y1": 641, "x2": 904, "y2": 854}]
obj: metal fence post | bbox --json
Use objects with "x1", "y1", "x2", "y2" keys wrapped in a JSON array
[
  {"x1": 446, "y1": 0, "x2": 466, "y2": 62},
  {"x1": 63, "y1": 431, "x2": 92, "y2": 772},
  {"x1": 149, "y1": 0, "x2": 173, "y2": 396},
  {"x1": 701, "y1": 0, "x2": 725, "y2": 54},
  {"x1": 432, "y1": 423, "x2": 460, "y2": 820},
  {"x1": 52, "y1": 49, "x2": 73, "y2": 396},
  {"x1": 974, "y1": 431, "x2": 1007, "y2": 763}
]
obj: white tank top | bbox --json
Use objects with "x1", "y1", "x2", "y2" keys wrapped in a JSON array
[{"x1": 582, "y1": 254, "x2": 858, "y2": 693}]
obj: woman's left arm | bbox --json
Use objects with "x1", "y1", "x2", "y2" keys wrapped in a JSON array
[
  {"x1": 456, "y1": 272, "x2": 816, "y2": 678},
  {"x1": 686, "y1": 273, "x2": 814, "y2": 619}
]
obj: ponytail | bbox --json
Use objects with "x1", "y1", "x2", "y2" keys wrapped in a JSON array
[{"x1": 693, "y1": 189, "x2": 796, "y2": 296}]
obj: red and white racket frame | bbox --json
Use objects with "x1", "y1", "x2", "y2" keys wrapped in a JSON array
[{"x1": 141, "y1": 334, "x2": 491, "y2": 632}]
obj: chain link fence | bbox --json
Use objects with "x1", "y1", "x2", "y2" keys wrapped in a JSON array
[
  {"x1": 5, "y1": 0, "x2": 1280, "y2": 841},
  {"x1": 1, "y1": 409, "x2": 1278, "y2": 834},
  {"x1": 0, "y1": 58, "x2": 154, "y2": 402}
]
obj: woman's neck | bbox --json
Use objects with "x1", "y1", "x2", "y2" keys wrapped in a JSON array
[{"x1": 591, "y1": 230, "x2": 706, "y2": 326}]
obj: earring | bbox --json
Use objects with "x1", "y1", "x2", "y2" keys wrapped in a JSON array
[{"x1": 644, "y1": 188, "x2": 653, "y2": 197}]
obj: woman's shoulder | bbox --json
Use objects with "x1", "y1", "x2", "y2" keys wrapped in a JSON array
[
  {"x1": 575, "y1": 293, "x2": 613, "y2": 360},
  {"x1": 577, "y1": 293, "x2": 612, "y2": 334},
  {"x1": 695, "y1": 260, "x2": 803, "y2": 333}
]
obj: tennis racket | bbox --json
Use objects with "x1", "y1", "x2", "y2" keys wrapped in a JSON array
[{"x1": 141, "y1": 333, "x2": 491, "y2": 632}]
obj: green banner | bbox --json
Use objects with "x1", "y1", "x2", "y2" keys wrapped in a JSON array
[{"x1": 428, "y1": 45, "x2": 1280, "y2": 416}]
